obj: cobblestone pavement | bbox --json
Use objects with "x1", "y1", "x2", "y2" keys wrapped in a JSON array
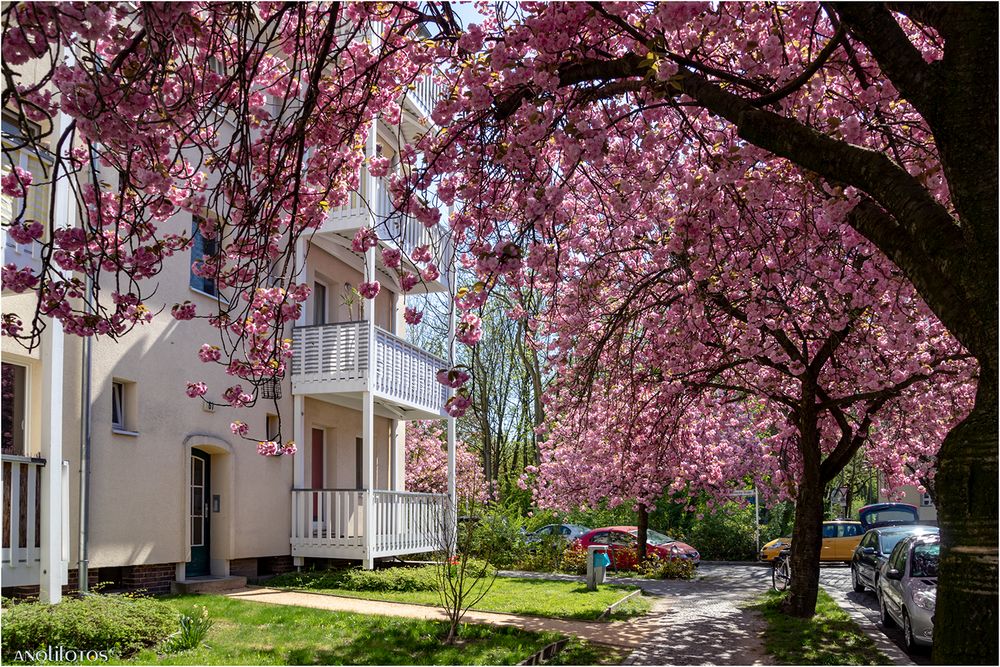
[
  {"x1": 504, "y1": 564, "x2": 774, "y2": 665},
  {"x1": 819, "y1": 565, "x2": 929, "y2": 666}
]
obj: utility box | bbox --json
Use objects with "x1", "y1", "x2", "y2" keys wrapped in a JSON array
[{"x1": 586, "y1": 545, "x2": 610, "y2": 591}]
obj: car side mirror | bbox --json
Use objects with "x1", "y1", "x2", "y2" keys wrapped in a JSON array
[
  {"x1": 862, "y1": 547, "x2": 876, "y2": 555},
  {"x1": 885, "y1": 568, "x2": 903, "y2": 580}
]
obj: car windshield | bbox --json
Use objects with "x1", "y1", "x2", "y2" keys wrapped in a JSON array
[
  {"x1": 631, "y1": 529, "x2": 675, "y2": 546},
  {"x1": 880, "y1": 529, "x2": 935, "y2": 555},
  {"x1": 910, "y1": 544, "x2": 940, "y2": 578}
]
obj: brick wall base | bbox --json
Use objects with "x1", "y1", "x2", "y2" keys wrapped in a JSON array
[{"x1": 122, "y1": 563, "x2": 175, "y2": 595}]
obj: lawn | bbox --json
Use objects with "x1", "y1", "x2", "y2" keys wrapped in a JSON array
[
  {"x1": 265, "y1": 568, "x2": 650, "y2": 621},
  {"x1": 749, "y1": 589, "x2": 889, "y2": 665},
  {"x1": 110, "y1": 595, "x2": 621, "y2": 665}
]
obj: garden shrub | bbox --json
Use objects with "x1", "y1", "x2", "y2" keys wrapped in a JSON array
[
  {"x1": 558, "y1": 546, "x2": 588, "y2": 575},
  {"x1": 681, "y1": 504, "x2": 757, "y2": 561},
  {"x1": 635, "y1": 557, "x2": 696, "y2": 580},
  {"x1": 1, "y1": 593, "x2": 176, "y2": 661},
  {"x1": 463, "y1": 504, "x2": 531, "y2": 569},
  {"x1": 337, "y1": 566, "x2": 439, "y2": 593}
]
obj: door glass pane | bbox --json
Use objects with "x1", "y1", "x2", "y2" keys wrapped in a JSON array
[
  {"x1": 191, "y1": 517, "x2": 203, "y2": 547},
  {"x1": 192, "y1": 487, "x2": 203, "y2": 515},
  {"x1": 314, "y1": 283, "x2": 327, "y2": 325}
]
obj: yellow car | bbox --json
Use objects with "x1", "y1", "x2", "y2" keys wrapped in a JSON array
[
  {"x1": 759, "y1": 521, "x2": 865, "y2": 562},
  {"x1": 759, "y1": 537, "x2": 791, "y2": 562}
]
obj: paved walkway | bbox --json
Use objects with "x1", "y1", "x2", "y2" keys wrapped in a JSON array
[
  {"x1": 229, "y1": 564, "x2": 774, "y2": 665},
  {"x1": 225, "y1": 586, "x2": 649, "y2": 649}
]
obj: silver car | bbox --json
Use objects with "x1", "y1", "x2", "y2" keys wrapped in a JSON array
[{"x1": 877, "y1": 533, "x2": 940, "y2": 650}]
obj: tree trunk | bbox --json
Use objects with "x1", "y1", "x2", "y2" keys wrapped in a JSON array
[
  {"x1": 932, "y1": 372, "x2": 998, "y2": 664},
  {"x1": 637, "y1": 505, "x2": 649, "y2": 562},
  {"x1": 785, "y1": 478, "x2": 824, "y2": 617}
]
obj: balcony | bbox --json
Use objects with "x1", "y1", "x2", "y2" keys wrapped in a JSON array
[
  {"x1": 2, "y1": 455, "x2": 69, "y2": 587},
  {"x1": 2, "y1": 232, "x2": 43, "y2": 283},
  {"x1": 319, "y1": 176, "x2": 449, "y2": 293},
  {"x1": 290, "y1": 489, "x2": 449, "y2": 560},
  {"x1": 291, "y1": 321, "x2": 448, "y2": 420}
]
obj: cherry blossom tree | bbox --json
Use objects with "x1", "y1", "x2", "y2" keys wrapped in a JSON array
[
  {"x1": 405, "y1": 420, "x2": 487, "y2": 505},
  {"x1": 1, "y1": 1, "x2": 450, "y2": 447},
  {"x1": 402, "y1": 3, "x2": 995, "y2": 659},
  {"x1": 518, "y1": 158, "x2": 974, "y2": 606}
]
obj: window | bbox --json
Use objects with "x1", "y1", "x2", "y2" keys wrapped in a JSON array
[
  {"x1": 190, "y1": 217, "x2": 218, "y2": 297},
  {"x1": 111, "y1": 382, "x2": 126, "y2": 429},
  {"x1": 1, "y1": 362, "x2": 27, "y2": 456},
  {"x1": 822, "y1": 524, "x2": 838, "y2": 539},
  {"x1": 111, "y1": 380, "x2": 137, "y2": 434},
  {"x1": 266, "y1": 414, "x2": 280, "y2": 442},
  {"x1": 2, "y1": 118, "x2": 51, "y2": 264},
  {"x1": 355, "y1": 437, "x2": 363, "y2": 489},
  {"x1": 840, "y1": 524, "x2": 863, "y2": 537},
  {"x1": 910, "y1": 543, "x2": 940, "y2": 578},
  {"x1": 610, "y1": 531, "x2": 636, "y2": 547},
  {"x1": 589, "y1": 531, "x2": 610, "y2": 545},
  {"x1": 921, "y1": 492, "x2": 933, "y2": 507},
  {"x1": 313, "y1": 281, "x2": 327, "y2": 325},
  {"x1": 536, "y1": 526, "x2": 552, "y2": 536}
]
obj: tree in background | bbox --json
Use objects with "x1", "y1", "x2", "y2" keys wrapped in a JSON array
[{"x1": 405, "y1": 420, "x2": 487, "y2": 507}]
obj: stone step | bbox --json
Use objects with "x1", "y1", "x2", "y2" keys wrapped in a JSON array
[{"x1": 171, "y1": 575, "x2": 247, "y2": 595}]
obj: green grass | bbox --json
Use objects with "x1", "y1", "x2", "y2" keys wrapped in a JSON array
[
  {"x1": 104, "y1": 595, "x2": 619, "y2": 665},
  {"x1": 266, "y1": 568, "x2": 650, "y2": 621},
  {"x1": 749, "y1": 589, "x2": 889, "y2": 665}
]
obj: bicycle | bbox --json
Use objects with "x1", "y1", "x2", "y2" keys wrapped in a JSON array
[{"x1": 771, "y1": 547, "x2": 791, "y2": 591}]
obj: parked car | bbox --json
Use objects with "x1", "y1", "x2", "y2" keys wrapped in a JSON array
[
  {"x1": 757, "y1": 520, "x2": 864, "y2": 562},
  {"x1": 524, "y1": 523, "x2": 590, "y2": 544},
  {"x1": 576, "y1": 526, "x2": 700, "y2": 570},
  {"x1": 858, "y1": 502, "x2": 922, "y2": 531},
  {"x1": 759, "y1": 537, "x2": 791, "y2": 562},
  {"x1": 877, "y1": 533, "x2": 940, "y2": 650},
  {"x1": 851, "y1": 525, "x2": 939, "y2": 593}
]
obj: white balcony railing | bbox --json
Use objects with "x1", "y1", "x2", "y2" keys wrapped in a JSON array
[
  {"x1": 290, "y1": 321, "x2": 368, "y2": 387},
  {"x1": 406, "y1": 72, "x2": 444, "y2": 118},
  {"x1": 374, "y1": 328, "x2": 448, "y2": 414},
  {"x1": 2, "y1": 456, "x2": 42, "y2": 577},
  {"x1": 291, "y1": 321, "x2": 448, "y2": 417},
  {"x1": 291, "y1": 488, "x2": 449, "y2": 559}
]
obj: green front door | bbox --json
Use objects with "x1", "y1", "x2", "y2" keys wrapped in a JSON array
[{"x1": 186, "y1": 450, "x2": 211, "y2": 577}]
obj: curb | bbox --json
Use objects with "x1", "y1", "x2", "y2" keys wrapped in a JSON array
[
  {"x1": 598, "y1": 588, "x2": 643, "y2": 620},
  {"x1": 518, "y1": 638, "x2": 570, "y2": 665}
]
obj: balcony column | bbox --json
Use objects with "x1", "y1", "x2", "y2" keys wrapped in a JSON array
[
  {"x1": 291, "y1": 236, "x2": 307, "y2": 566},
  {"x1": 362, "y1": 242, "x2": 377, "y2": 569},
  {"x1": 39, "y1": 316, "x2": 65, "y2": 603},
  {"x1": 446, "y1": 260, "x2": 457, "y2": 544}
]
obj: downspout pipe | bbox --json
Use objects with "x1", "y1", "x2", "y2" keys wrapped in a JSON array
[{"x1": 78, "y1": 279, "x2": 92, "y2": 594}]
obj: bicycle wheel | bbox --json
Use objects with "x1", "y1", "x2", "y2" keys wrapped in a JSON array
[{"x1": 772, "y1": 557, "x2": 791, "y2": 591}]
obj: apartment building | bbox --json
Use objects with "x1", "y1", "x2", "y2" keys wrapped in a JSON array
[{"x1": 2, "y1": 61, "x2": 454, "y2": 601}]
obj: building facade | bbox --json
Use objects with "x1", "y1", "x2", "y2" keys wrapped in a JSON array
[{"x1": 2, "y1": 66, "x2": 454, "y2": 600}]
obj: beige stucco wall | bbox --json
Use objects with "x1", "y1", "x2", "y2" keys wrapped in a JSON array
[
  {"x1": 304, "y1": 242, "x2": 398, "y2": 332},
  {"x1": 302, "y1": 398, "x2": 398, "y2": 491}
]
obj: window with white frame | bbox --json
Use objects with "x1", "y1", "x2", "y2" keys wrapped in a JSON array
[
  {"x1": 190, "y1": 217, "x2": 218, "y2": 297},
  {"x1": 111, "y1": 380, "x2": 137, "y2": 434},
  {"x1": 2, "y1": 118, "x2": 51, "y2": 264},
  {"x1": 266, "y1": 414, "x2": 280, "y2": 442},
  {"x1": 921, "y1": 492, "x2": 933, "y2": 507}
]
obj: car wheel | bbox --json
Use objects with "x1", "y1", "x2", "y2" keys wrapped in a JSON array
[
  {"x1": 851, "y1": 564, "x2": 865, "y2": 593},
  {"x1": 903, "y1": 610, "x2": 917, "y2": 651},
  {"x1": 879, "y1": 591, "x2": 896, "y2": 628}
]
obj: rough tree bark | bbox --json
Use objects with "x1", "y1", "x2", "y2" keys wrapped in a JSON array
[{"x1": 637, "y1": 505, "x2": 649, "y2": 562}]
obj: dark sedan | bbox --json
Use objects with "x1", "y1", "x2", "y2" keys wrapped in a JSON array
[{"x1": 851, "y1": 524, "x2": 939, "y2": 593}]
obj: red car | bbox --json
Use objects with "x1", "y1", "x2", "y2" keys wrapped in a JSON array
[{"x1": 575, "y1": 526, "x2": 701, "y2": 570}]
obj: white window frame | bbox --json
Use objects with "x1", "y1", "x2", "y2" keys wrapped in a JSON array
[{"x1": 111, "y1": 379, "x2": 139, "y2": 436}]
